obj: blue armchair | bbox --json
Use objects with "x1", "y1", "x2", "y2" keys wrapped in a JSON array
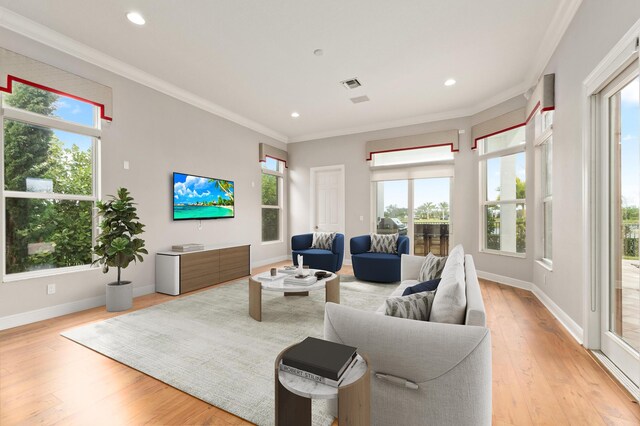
[
  {"x1": 291, "y1": 233, "x2": 345, "y2": 273},
  {"x1": 350, "y1": 235, "x2": 410, "y2": 283}
]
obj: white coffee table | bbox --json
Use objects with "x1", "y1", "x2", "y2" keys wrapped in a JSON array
[{"x1": 249, "y1": 270, "x2": 340, "y2": 321}]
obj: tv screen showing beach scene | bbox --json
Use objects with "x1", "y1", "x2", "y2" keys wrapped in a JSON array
[{"x1": 173, "y1": 172, "x2": 235, "y2": 220}]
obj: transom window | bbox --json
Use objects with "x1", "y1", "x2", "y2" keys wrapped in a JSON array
[{"x1": 2, "y1": 82, "x2": 100, "y2": 278}]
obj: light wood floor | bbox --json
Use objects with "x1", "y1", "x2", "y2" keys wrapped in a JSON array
[{"x1": 1, "y1": 262, "x2": 639, "y2": 425}]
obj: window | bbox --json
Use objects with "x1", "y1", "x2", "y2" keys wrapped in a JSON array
[
  {"x1": 479, "y1": 125, "x2": 526, "y2": 255},
  {"x1": 539, "y1": 112, "x2": 553, "y2": 263},
  {"x1": 2, "y1": 82, "x2": 101, "y2": 278},
  {"x1": 371, "y1": 145, "x2": 454, "y2": 166},
  {"x1": 261, "y1": 157, "x2": 284, "y2": 242}
]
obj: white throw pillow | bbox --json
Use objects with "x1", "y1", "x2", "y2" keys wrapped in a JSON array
[
  {"x1": 311, "y1": 232, "x2": 335, "y2": 250},
  {"x1": 384, "y1": 291, "x2": 435, "y2": 321},
  {"x1": 418, "y1": 253, "x2": 448, "y2": 281},
  {"x1": 429, "y1": 245, "x2": 466, "y2": 324}
]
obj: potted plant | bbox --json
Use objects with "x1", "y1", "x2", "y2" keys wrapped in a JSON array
[{"x1": 93, "y1": 188, "x2": 148, "y2": 312}]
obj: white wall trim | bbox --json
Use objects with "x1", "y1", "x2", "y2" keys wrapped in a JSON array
[
  {"x1": 251, "y1": 255, "x2": 289, "y2": 269},
  {"x1": 0, "y1": 284, "x2": 155, "y2": 331},
  {"x1": 477, "y1": 269, "x2": 584, "y2": 345},
  {"x1": 525, "y1": 0, "x2": 583, "y2": 88},
  {"x1": 531, "y1": 283, "x2": 584, "y2": 344},
  {"x1": 0, "y1": 7, "x2": 288, "y2": 143},
  {"x1": 476, "y1": 270, "x2": 532, "y2": 290}
]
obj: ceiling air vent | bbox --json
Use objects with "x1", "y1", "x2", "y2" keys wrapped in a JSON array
[
  {"x1": 350, "y1": 95, "x2": 370, "y2": 104},
  {"x1": 340, "y1": 78, "x2": 362, "y2": 89}
]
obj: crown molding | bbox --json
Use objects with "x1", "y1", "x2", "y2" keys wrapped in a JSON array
[
  {"x1": 525, "y1": 0, "x2": 583, "y2": 88},
  {"x1": 0, "y1": 7, "x2": 289, "y2": 143},
  {"x1": 288, "y1": 82, "x2": 527, "y2": 143}
]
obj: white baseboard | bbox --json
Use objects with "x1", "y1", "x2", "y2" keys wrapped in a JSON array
[
  {"x1": 251, "y1": 255, "x2": 289, "y2": 269},
  {"x1": 343, "y1": 258, "x2": 352, "y2": 266},
  {"x1": 476, "y1": 270, "x2": 532, "y2": 290},
  {"x1": 0, "y1": 284, "x2": 155, "y2": 331},
  {"x1": 531, "y1": 283, "x2": 584, "y2": 344},
  {"x1": 476, "y1": 270, "x2": 583, "y2": 345}
]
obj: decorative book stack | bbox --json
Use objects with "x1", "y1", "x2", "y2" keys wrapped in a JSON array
[
  {"x1": 280, "y1": 337, "x2": 358, "y2": 387},
  {"x1": 171, "y1": 243, "x2": 204, "y2": 252},
  {"x1": 283, "y1": 274, "x2": 317, "y2": 285}
]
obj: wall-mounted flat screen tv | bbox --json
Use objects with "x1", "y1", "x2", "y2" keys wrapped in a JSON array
[{"x1": 173, "y1": 172, "x2": 235, "y2": 220}]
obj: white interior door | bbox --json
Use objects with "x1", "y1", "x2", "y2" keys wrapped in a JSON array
[
  {"x1": 310, "y1": 165, "x2": 345, "y2": 233},
  {"x1": 598, "y1": 60, "x2": 640, "y2": 387}
]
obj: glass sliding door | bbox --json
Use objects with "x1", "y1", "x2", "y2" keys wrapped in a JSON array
[
  {"x1": 600, "y1": 63, "x2": 640, "y2": 386},
  {"x1": 413, "y1": 178, "x2": 451, "y2": 256},
  {"x1": 374, "y1": 178, "x2": 451, "y2": 255},
  {"x1": 375, "y1": 180, "x2": 408, "y2": 235}
]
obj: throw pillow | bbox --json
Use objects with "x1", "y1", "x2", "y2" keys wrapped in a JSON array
[
  {"x1": 429, "y1": 249, "x2": 466, "y2": 324},
  {"x1": 311, "y1": 232, "x2": 335, "y2": 250},
  {"x1": 401, "y1": 278, "x2": 442, "y2": 296},
  {"x1": 418, "y1": 253, "x2": 448, "y2": 281},
  {"x1": 369, "y1": 233, "x2": 398, "y2": 254},
  {"x1": 384, "y1": 291, "x2": 435, "y2": 321}
]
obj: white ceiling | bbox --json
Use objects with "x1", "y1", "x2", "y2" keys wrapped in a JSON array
[{"x1": 0, "y1": 0, "x2": 579, "y2": 142}]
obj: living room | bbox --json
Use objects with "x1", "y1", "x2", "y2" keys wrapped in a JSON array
[{"x1": 1, "y1": 1, "x2": 640, "y2": 425}]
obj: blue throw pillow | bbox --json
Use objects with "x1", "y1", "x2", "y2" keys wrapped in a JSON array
[{"x1": 402, "y1": 278, "x2": 442, "y2": 296}]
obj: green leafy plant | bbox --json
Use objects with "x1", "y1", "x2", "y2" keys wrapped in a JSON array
[{"x1": 93, "y1": 188, "x2": 147, "y2": 284}]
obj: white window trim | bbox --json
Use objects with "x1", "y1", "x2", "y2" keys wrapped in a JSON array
[
  {"x1": 538, "y1": 128, "x2": 553, "y2": 266},
  {"x1": 1, "y1": 96, "x2": 101, "y2": 282},
  {"x1": 261, "y1": 162, "x2": 285, "y2": 244},
  {"x1": 479, "y1": 126, "x2": 527, "y2": 256}
]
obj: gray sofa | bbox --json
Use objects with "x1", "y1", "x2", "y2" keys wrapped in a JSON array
[{"x1": 324, "y1": 252, "x2": 491, "y2": 426}]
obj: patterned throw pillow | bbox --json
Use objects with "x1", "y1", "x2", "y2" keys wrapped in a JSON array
[
  {"x1": 369, "y1": 233, "x2": 398, "y2": 254},
  {"x1": 311, "y1": 232, "x2": 335, "y2": 250},
  {"x1": 384, "y1": 291, "x2": 436, "y2": 321},
  {"x1": 418, "y1": 253, "x2": 448, "y2": 281}
]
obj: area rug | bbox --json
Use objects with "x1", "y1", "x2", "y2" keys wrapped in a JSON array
[{"x1": 61, "y1": 278, "x2": 393, "y2": 426}]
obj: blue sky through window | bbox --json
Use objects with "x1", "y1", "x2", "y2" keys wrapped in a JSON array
[{"x1": 620, "y1": 77, "x2": 639, "y2": 207}]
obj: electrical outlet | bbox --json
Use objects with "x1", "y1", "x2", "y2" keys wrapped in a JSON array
[
  {"x1": 47, "y1": 284, "x2": 56, "y2": 295},
  {"x1": 359, "y1": 215, "x2": 364, "y2": 221}
]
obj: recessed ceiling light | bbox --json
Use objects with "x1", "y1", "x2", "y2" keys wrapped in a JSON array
[
  {"x1": 126, "y1": 11, "x2": 146, "y2": 25},
  {"x1": 291, "y1": 112, "x2": 300, "y2": 118},
  {"x1": 444, "y1": 79, "x2": 456, "y2": 87}
]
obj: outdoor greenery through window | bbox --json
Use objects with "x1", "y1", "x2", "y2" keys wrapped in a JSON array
[
  {"x1": 480, "y1": 126, "x2": 526, "y2": 255},
  {"x1": 2, "y1": 82, "x2": 99, "y2": 276},
  {"x1": 261, "y1": 157, "x2": 283, "y2": 242}
]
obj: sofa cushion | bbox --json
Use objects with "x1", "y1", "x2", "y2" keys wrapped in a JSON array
[
  {"x1": 384, "y1": 291, "x2": 435, "y2": 321},
  {"x1": 369, "y1": 233, "x2": 398, "y2": 254},
  {"x1": 418, "y1": 253, "x2": 448, "y2": 281},
  {"x1": 429, "y1": 245, "x2": 466, "y2": 324},
  {"x1": 311, "y1": 232, "x2": 335, "y2": 250},
  {"x1": 402, "y1": 278, "x2": 441, "y2": 296}
]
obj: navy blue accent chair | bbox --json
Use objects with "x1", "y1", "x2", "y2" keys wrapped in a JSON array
[
  {"x1": 291, "y1": 233, "x2": 344, "y2": 273},
  {"x1": 350, "y1": 235, "x2": 410, "y2": 283}
]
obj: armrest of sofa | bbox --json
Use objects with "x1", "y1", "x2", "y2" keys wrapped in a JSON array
[
  {"x1": 324, "y1": 303, "x2": 490, "y2": 385},
  {"x1": 350, "y1": 235, "x2": 371, "y2": 255},
  {"x1": 291, "y1": 233, "x2": 313, "y2": 250},
  {"x1": 332, "y1": 233, "x2": 345, "y2": 270},
  {"x1": 401, "y1": 254, "x2": 424, "y2": 281},
  {"x1": 397, "y1": 235, "x2": 410, "y2": 255}
]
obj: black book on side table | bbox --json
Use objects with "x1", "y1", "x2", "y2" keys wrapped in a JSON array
[{"x1": 282, "y1": 337, "x2": 357, "y2": 382}]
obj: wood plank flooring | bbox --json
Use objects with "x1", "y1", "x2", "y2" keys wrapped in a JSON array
[{"x1": 1, "y1": 263, "x2": 639, "y2": 425}]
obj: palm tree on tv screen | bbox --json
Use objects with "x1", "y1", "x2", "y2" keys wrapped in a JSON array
[{"x1": 211, "y1": 179, "x2": 234, "y2": 204}]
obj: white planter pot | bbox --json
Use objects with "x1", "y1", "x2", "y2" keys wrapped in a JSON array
[{"x1": 106, "y1": 281, "x2": 133, "y2": 312}]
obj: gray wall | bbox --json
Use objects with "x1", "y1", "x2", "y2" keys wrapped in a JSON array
[
  {"x1": 0, "y1": 29, "x2": 288, "y2": 319},
  {"x1": 531, "y1": 0, "x2": 640, "y2": 325},
  {"x1": 288, "y1": 94, "x2": 532, "y2": 283}
]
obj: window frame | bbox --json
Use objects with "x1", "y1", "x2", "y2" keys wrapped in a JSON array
[
  {"x1": 538, "y1": 129, "x2": 553, "y2": 267},
  {"x1": 479, "y1": 125, "x2": 527, "y2": 257},
  {"x1": 1, "y1": 91, "x2": 101, "y2": 282},
  {"x1": 261, "y1": 156, "x2": 284, "y2": 244}
]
